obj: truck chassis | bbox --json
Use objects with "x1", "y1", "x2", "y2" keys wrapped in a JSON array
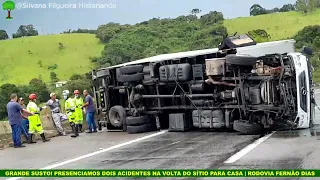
[{"x1": 92, "y1": 35, "x2": 315, "y2": 134}]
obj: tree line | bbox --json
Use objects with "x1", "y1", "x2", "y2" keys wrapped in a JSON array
[
  {"x1": 0, "y1": 25, "x2": 38, "y2": 40},
  {"x1": 0, "y1": 26, "x2": 96, "y2": 40},
  {"x1": 250, "y1": 0, "x2": 320, "y2": 16}
]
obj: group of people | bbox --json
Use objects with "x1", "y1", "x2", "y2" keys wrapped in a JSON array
[{"x1": 6, "y1": 89, "x2": 97, "y2": 148}]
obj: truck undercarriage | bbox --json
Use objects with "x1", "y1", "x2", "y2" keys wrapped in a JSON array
[{"x1": 92, "y1": 35, "x2": 313, "y2": 134}]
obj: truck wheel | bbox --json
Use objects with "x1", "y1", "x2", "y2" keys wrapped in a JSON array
[
  {"x1": 226, "y1": 54, "x2": 257, "y2": 66},
  {"x1": 96, "y1": 69, "x2": 110, "y2": 78},
  {"x1": 126, "y1": 116, "x2": 150, "y2": 126},
  {"x1": 119, "y1": 73, "x2": 144, "y2": 82},
  {"x1": 119, "y1": 65, "x2": 144, "y2": 75},
  {"x1": 108, "y1": 106, "x2": 126, "y2": 128},
  {"x1": 233, "y1": 120, "x2": 263, "y2": 135},
  {"x1": 127, "y1": 124, "x2": 151, "y2": 134}
]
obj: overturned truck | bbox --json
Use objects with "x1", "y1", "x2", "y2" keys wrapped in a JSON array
[{"x1": 92, "y1": 35, "x2": 315, "y2": 134}]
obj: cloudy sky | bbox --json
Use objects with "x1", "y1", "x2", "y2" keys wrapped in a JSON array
[{"x1": 0, "y1": 0, "x2": 296, "y2": 36}]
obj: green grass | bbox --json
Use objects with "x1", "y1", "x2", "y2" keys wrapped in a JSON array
[
  {"x1": 224, "y1": 10, "x2": 320, "y2": 41},
  {"x1": 2, "y1": 10, "x2": 320, "y2": 86},
  {"x1": 0, "y1": 33, "x2": 104, "y2": 85}
]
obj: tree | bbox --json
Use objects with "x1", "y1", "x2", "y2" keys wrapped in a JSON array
[
  {"x1": 190, "y1": 8, "x2": 201, "y2": 18},
  {"x1": 28, "y1": 78, "x2": 50, "y2": 102},
  {"x1": 295, "y1": 0, "x2": 318, "y2": 13},
  {"x1": 62, "y1": 28, "x2": 96, "y2": 34},
  {"x1": 25, "y1": 24, "x2": 39, "y2": 36},
  {"x1": 12, "y1": 24, "x2": 38, "y2": 38},
  {"x1": 65, "y1": 79, "x2": 92, "y2": 95},
  {"x1": 96, "y1": 23, "x2": 122, "y2": 43},
  {"x1": 37, "y1": 60, "x2": 43, "y2": 67},
  {"x1": 0, "y1": 83, "x2": 24, "y2": 120},
  {"x1": 0, "y1": 30, "x2": 9, "y2": 40},
  {"x1": 279, "y1": 4, "x2": 296, "y2": 12},
  {"x1": 50, "y1": 72, "x2": 59, "y2": 84},
  {"x1": 268, "y1": 7, "x2": 280, "y2": 13},
  {"x1": 294, "y1": 25, "x2": 320, "y2": 73},
  {"x1": 2, "y1": 0, "x2": 15, "y2": 19},
  {"x1": 199, "y1": 11, "x2": 224, "y2": 25},
  {"x1": 70, "y1": 74, "x2": 84, "y2": 81},
  {"x1": 250, "y1": 4, "x2": 268, "y2": 16}
]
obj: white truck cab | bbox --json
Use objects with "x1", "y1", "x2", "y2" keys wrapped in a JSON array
[{"x1": 290, "y1": 52, "x2": 314, "y2": 129}]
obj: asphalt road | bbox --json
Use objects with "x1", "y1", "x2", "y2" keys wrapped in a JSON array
[{"x1": 2, "y1": 91, "x2": 320, "y2": 180}]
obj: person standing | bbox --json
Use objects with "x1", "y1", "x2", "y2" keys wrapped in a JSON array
[
  {"x1": 73, "y1": 90, "x2": 84, "y2": 133},
  {"x1": 82, "y1": 90, "x2": 97, "y2": 133},
  {"x1": 6, "y1": 93, "x2": 34, "y2": 148},
  {"x1": 63, "y1": 90, "x2": 79, "y2": 138},
  {"x1": 18, "y1": 97, "x2": 29, "y2": 143},
  {"x1": 27, "y1": 93, "x2": 50, "y2": 143},
  {"x1": 45, "y1": 93, "x2": 67, "y2": 136}
]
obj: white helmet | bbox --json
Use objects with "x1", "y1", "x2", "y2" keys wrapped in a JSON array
[{"x1": 62, "y1": 90, "x2": 70, "y2": 100}]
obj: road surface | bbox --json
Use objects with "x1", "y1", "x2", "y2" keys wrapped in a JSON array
[{"x1": 1, "y1": 92, "x2": 320, "y2": 180}]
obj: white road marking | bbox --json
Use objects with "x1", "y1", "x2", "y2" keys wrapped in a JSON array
[
  {"x1": 6, "y1": 130, "x2": 168, "y2": 180},
  {"x1": 224, "y1": 131, "x2": 275, "y2": 164},
  {"x1": 168, "y1": 141, "x2": 180, "y2": 146}
]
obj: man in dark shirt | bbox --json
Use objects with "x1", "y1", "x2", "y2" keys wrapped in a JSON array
[
  {"x1": 82, "y1": 90, "x2": 97, "y2": 133},
  {"x1": 18, "y1": 97, "x2": 29, "y2": 143},
  {"x1": 7, "y1": 93, "x2": 33, "y2": 148}
]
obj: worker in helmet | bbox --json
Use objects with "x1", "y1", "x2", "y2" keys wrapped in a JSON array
[
  {"x1": 73, "y1": 90, "x2": 84, "y2": 133},
  {"x1": 63, "y1": 90, "x2": 79, "y2": 138},
  {"x1": 26, "y1": 93, "x2": 50, "y2": 143}
]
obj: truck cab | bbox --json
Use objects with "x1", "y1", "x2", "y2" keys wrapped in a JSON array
[{"x1": 92, "y1": 35, "x2": 315, "y2": 134}]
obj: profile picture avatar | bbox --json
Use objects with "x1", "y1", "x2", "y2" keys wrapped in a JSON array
[{"x1": 2, "y1": 0, "x2": 15, "y2": 20}]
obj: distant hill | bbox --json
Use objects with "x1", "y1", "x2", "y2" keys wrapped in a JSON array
[
  {"x1": 0, "y1": 33, "x2": 104, "y2": 85},
  {"x1": 224, "y1": 10, "x2": 320, "y2": 41}
]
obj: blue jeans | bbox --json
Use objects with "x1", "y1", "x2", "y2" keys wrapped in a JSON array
[
  {"x1": 11, "y1": 124, "x2": 22, "y2": 147},
  {"x1": 21, "y1": 119, "x2": 29, "y2": 139},
  {"x1": 86, "y1": 112, "x2": 97, "y2": 132}
]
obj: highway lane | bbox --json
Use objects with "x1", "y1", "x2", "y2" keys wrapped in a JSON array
[{"x1": 2, "y1": 92, "x2": 320, "y2": 180}]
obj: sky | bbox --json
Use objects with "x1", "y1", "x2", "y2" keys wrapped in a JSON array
[{"x1": 0, "y1": 0, "x2": 296, "y2": 36}]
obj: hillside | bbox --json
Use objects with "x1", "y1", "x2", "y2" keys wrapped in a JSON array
[
  {"x1": 2, "y1": 10, "x2": 320, "y2": 86},
  {"x1": 224, "y1": 9, "x2": 320, "y2": 41},
  {"x1": 0, "y1": 33, "x2": 104, "y2": 85}
]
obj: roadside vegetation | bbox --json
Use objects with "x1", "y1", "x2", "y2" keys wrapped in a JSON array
[{"x1": 1, "y1": 0, "x2": 320, "y2": 120}]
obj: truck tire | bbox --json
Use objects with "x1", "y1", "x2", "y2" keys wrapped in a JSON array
[
  {"x1": 127, "y1": 124, "x2": 151, "y2": 134},
  {"x1": 126, "y1": 116, "x2": 150, "y2": 126},
  {"x1": 233, "y1": 120, "x2": 263, "y2": 135},
  {"x1": 119, "y1": 65, "x2": 144, "y2": 75},
  {"x1": 108, "y1": 106, "x2": 126, "y2": 128},
  {"x1": 119, "y1": 73, "x2": 144, "y2": 82},
  {"x1": 96, "y1": 69, "x2": 110, "y2": 78},
  {"x1": 226, "y1": 54, "x2": 257, "y2": 66}
]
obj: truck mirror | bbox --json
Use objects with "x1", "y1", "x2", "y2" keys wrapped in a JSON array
[{"x1": 302, "y1": 46, "x2": 313, "y2": 56}]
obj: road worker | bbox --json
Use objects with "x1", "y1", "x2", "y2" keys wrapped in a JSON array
[
  {"x1": 26, "y1": 93, "x2": 50, "y2": 143},
  {"x1": 73, "y1": 90, "x2": 84, "y2": 133},
  {"x1": 63, "y1": 90, "x2": 79, "y2": 138}
]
